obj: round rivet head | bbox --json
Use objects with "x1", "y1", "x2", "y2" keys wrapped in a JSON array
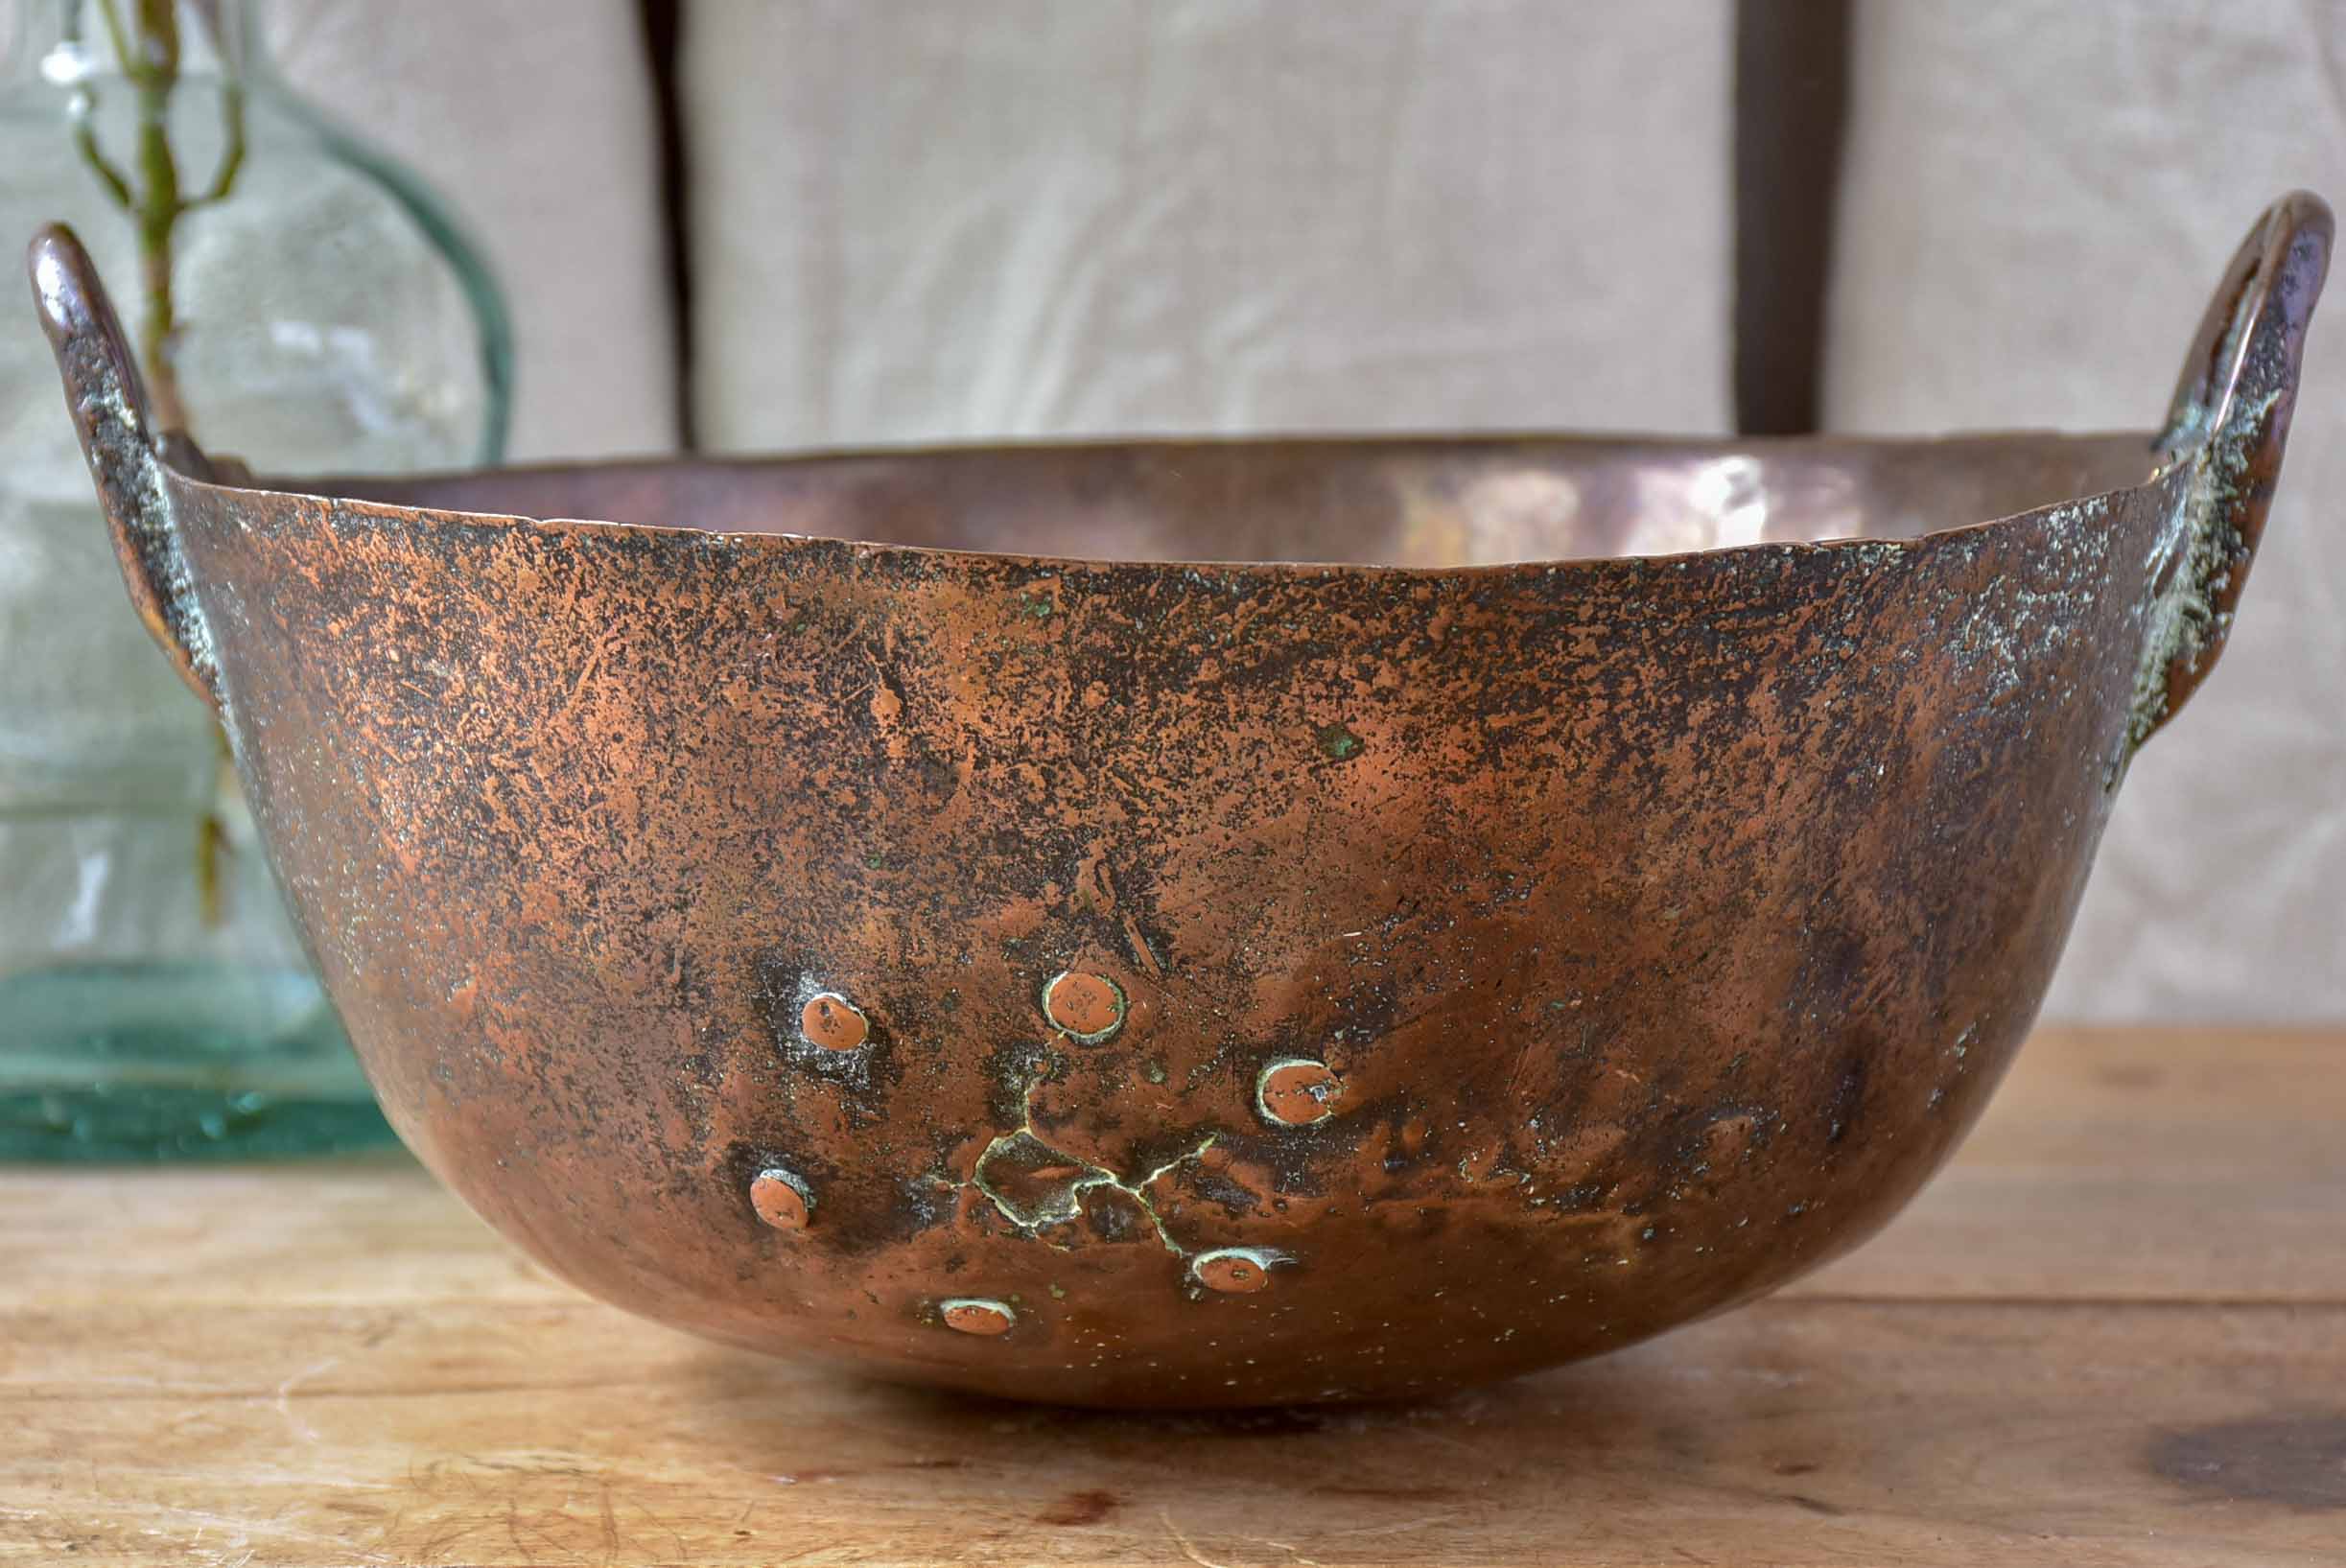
[
  {"x1": 1192, "y1": 1249, "x2": 1278, "y2": 1294},
  {"x1": 800, "y1": 992, "x2": 868, "y2": 1051},
  {"x1": 1257, "y1": 1059, "x2": 1343, "y2": 1126},
  {"x1": 940, "y1": 1298, "x2": 1017, "y2": 1336},
  {"x1": 748, "y1": 1168, "x2": 812, "y2": 1230},
  {"x1": 1043, "y1": 971, "x2": 1125, "y2": 1043}
]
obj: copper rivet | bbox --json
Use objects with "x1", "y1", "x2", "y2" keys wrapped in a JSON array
[
  {"x1": 799, "y1": 991, "x2": 869, "y2": 1051},
  {"x1": 1042, "y1": 971, "x2": 1125, "y2": 1043},
  {"x1": 941, "y1": 1298, "x2": 1017, "y2": 1336},
  {"x1": 1257, "y1": 1059, "x2": 1343, "y2": 1126},
  {"x1": 748, "y1": 1168, "x2": 812, "y2": 1230},
  {"x1": 1192, "y1": 1249, "x2": 1277, "y2": 1294}
]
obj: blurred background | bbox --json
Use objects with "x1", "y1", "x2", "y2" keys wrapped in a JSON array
[{"x1": 0, "y1": 0, "x2": 2337, "y2": 1134}]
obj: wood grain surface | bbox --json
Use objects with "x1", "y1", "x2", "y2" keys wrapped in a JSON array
[{"x1": 4, "y1": 1026, "x2": 2343, "y2": 1566}]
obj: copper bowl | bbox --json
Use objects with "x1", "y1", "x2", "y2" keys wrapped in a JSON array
[{"x1": 29, "y1": 194, "x2": 2330, "y2": 1408}]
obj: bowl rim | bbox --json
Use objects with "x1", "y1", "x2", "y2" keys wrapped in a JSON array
[{"x1": 197, "y1": 425, "x2": 2173, "y2": 581}]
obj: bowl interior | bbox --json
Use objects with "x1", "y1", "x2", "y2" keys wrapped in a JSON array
[{"x1": 297, "y1": 431, "x2": 2156, "y2": 569}]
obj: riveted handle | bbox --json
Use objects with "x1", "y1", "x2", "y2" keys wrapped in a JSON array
[
  {"x1": 2134, "y1": 191, "x2": 2333, "y2": 748},
  {"x1": 27, "y1": 223, "x2": 222, "y2": 712}
]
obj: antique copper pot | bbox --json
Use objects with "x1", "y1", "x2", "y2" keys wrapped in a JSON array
[{"x1": 29, "y1": 193, "x2": 2329, "y2": 1408}]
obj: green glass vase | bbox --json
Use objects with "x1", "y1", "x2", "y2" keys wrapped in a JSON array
[{"x1": 0, "y1": 0, "x2": 511, "y2": 1159}]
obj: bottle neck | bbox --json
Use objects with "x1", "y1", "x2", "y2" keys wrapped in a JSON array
[{"x1": 8, "y1": 0, "x2": 261, "y2": 88}]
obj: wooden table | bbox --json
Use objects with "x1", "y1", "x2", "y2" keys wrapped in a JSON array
[{"x1": 5, "y1": 1027, "x2": 2342, "y2": 1566}]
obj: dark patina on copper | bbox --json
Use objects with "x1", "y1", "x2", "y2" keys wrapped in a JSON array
[{"x1": 28, "y1": 195, "x2": 2330, "y2": 1408}]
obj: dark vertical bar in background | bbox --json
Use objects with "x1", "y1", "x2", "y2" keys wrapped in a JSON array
[
  {"x1": 1733, "y1": 0, "x2": 1852, "y2": 436},
  {"x1": 639, "y1": 0, "x2": 696, "y2": 451}
]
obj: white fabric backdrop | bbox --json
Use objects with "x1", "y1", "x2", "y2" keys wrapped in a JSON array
[
  {"x1": 685, "y1": 0, "x2": 1735, "y2": 449},
  {"x1": 1829, "y1": 0, "x2": 2346, "y2": 1021}
]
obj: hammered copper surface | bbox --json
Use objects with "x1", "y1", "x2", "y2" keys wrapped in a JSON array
[{"x1": 28, "y1": 195, "x2": 2331, "y2": 1408}]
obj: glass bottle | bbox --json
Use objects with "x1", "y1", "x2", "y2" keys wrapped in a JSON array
[{"x1": 0, "y1": 0, "x2": 510, "y2": 1158}]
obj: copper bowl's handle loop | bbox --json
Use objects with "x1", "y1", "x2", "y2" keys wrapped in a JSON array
[
  {"x1": 26, "y1": 223, "x2": 223, "y2": 713},
  {"x1": 2134, "y1": 191, "x2": 2333, "y2": 748}
]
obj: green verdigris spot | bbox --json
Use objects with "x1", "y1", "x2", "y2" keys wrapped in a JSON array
[{"x1": 1317, "y1": 722, "x2": 1363, "y2": 761}]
